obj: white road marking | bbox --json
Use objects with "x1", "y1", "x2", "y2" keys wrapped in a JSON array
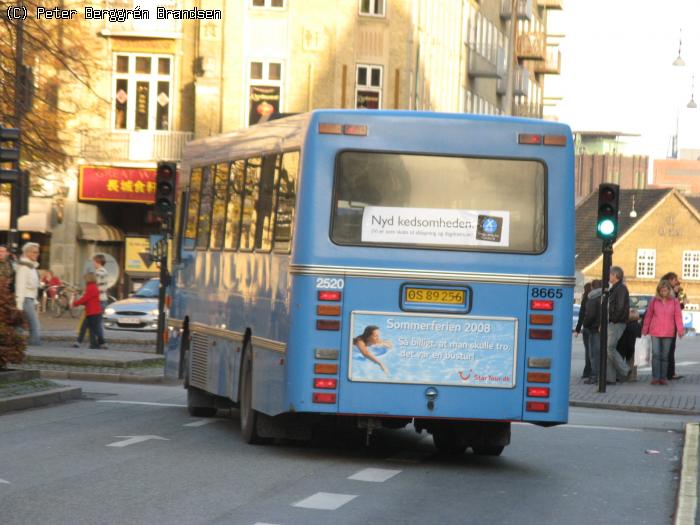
[
  {"x1": 292, "y1": 492, "x2": 357, "y2": 510},
  {"x1": 253, "y1": 523, "x2": 281, "y2": 525},
  {"x1": 184, "y1": 419, "x2": 220, "y2": 427},
  {"x1": 98, "y1": 400, "x2": 186, "y2": 408},
  {"x1": 348, "y1": 468, "x2": 401, "y2": 482},
  {"x1": 0, "y1": 479, "x2": 9, "y2": 484},
  {"x1": 675, "y1": 422, "x2": 698, "y2": 525},
  {"x1": 106, "y1": 435, "x2": 170, "y2": 448},
  {"x1": 514, "y1": 422, "x2": 643, "y2": 432}
]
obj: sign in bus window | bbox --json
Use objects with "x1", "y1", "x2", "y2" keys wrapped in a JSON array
[
  {"x1": 332, "y1": 152, "x2": 545, "y2": 253},
  {"x1": 209, "y1": 163, "x2": 230, "y2": 250},
  {"x1": 196, "y1": 165, "x2": 214, "y2": 249},
  {"x1": 224, "y1": 160, "x2": 246, "y2": 250},
  {"x1": 273, "y1": 151, "x2": 299, "y2": 251},
  {"x1": 240, "y1": 158, "x2": 261, "y2": 251}
]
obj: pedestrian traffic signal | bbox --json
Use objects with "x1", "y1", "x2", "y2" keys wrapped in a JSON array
[
  {"x1": 596, "y1": 183, "x2": 620, "y2": 241},
  {"x1": 154, "y1": 161, "x2": 177, "y2": 226},
  {"x1": 0, "y1": 126, "x2": 20, "y2": 163}
]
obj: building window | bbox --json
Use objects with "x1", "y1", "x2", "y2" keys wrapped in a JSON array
[
  {"x1": 636, "y1": 249, "x2": 656, "y2": 278},
  {"x1": 359, "y1": 0, "x2": 385, "y2": 16},
  {"x1": 251, "y1": 0, "x2": 285, "y2": 7},
  {"x1": 248, "y1": 60, "x2": 283, "y2": 126},
  {"x1": 682, "y1": 251, "x2": 700, "y2": 280},
  {"x1": 356, "y1": 64, "x2": 382, "y2": 109},
  {"x1": 113, "y1": 54, "x2": 173, "y2": 131}
]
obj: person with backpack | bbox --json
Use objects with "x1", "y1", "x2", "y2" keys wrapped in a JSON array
[{"x1": 641, "y1": 279, "x2": 684, "y2": 385}]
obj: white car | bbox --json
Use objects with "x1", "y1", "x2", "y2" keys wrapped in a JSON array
[{"x1": 103, "y1": 279, "x2": 160, "y2": 332}]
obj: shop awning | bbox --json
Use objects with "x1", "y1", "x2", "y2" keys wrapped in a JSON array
[
  {"x1": 0, "y1": 197, "x2": 52, "y2": 233},
  {"x1": 78, "y1": 222, "x2": 125, "y2": 242}
]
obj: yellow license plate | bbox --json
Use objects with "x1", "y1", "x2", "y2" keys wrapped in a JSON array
[{"x1": 404, "y1": 287, "x2": 465, "y2": 305}]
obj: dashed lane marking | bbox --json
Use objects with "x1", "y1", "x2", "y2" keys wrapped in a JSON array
[
  {"x1": 97, "y1": 400, "x2": 187, "y2": 408},
  {"x1": 0, "y1": 479, "x2": 9, "y2": 484},
  {"x1": 292, "y1": 492, "x2": 357, "y2": 510},
  {"x1": 348, "y1": 468, "x2": 401, "y2": 482},
  {"x1": 184, "y1": 419, "x2": 221, "y2": 427}
]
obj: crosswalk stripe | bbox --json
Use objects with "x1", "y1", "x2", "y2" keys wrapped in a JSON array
[
  {"x1": 348, "y1": 468, "x2": 401, "y2": 482},
  {"x1": 293, "y1": 492, "x2": 357, "y2": 510}
]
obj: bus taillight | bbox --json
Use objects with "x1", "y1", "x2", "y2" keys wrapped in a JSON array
[
  {"x1": 530, "y1": 299, "x2": 554, "y2": 310},
  {"x1": 526, "y1": 401, "x2": 549, "y2": 412},
  {"x1": 316, "y1": 320, "x2": 340, "y2": 331},
  {"x1": 313, "y1": 392, "x2": 337, "y2": 404},
  {"x1": 529, "y1": 329, "x2": 552, "y2": 340},
  {"x1": 543, "y1": 135, "x2": 567, "y2": 146},
  {"x1": 314, "y1": 378, "x2": 337, "y2": 389},
  {"x1": 318, "y1": 290, "x2": 342, "y2": 301},
  {"x1": 317, "y1": 305, "x2": 341, "y2": 316},
  {"x1": 527, "y1": 387, "x2": 550, "y2": 398},
  {"x1": 529, "y1": 314, "x2": 553, "y2": 325},
  {"x1": 314, "y1": 363, "x2": 338, "y2": 374},
  {"x1": 527, "y1": 371, "x2": 551, "y2": 383},
  {"x1": 518, "y1": 133, "x2": 542, "y2": 145}
]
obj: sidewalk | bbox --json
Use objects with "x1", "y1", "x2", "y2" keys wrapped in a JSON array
[{"x1": 569, "y1": 334, "x2": 700, "y2": 415}]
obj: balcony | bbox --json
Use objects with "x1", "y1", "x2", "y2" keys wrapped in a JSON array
[
  {"x1": 467, "y1": 45, "x2": 505, "y2": 79},
  {"x1": 537, "y1": 0, "x2": 564, "y2": 9},
  {"x1": 514, "y1": 103, "x2": 544, "y2": 119},
  {"x1": 516, "y1": 32, "x2": 546, "y2": 60},
  {"x1": 534, "y1": 45, "x2": 561, "y2": 74},
  {"x1": 497, "y1": 66, "x2": 529, "y2": 96},
  {"x1": 80, "y1": 130, "x2": 193, "y2": 162},
  {"x1": 500, "y1": 0, "x2": 532, "y2": 20}
]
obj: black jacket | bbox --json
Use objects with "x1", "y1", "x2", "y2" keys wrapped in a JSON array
[
  {"x1": 608, "y1": 281, "x2": 630, "y2": 324},
  {"x1": 583, "y1": 288, "x2": 602, "y2": 331}
]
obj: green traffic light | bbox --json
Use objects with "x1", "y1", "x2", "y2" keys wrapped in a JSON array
[{"x1": 597, "y1": 218, "x2": 616, "y2": 238}]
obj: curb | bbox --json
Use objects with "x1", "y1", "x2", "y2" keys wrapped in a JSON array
[
  {"x1": 24, "y1": 355, "x2": 164, "y2": 368},
  {"x1": 42, "y1": 335, "x2": 154, "y2": 346},
  {"x1": 569, "y1": 401, "x2": 700, "y2": 417},
  {"x1": 0, "y1": 386, "x2": 82, "y2": 414},
  {"x1": 675, "y1": 422, "x2": 699, "y2": 525},
  {"x1": 37, "y1": 370, "x2": 165, "y2": 384}
]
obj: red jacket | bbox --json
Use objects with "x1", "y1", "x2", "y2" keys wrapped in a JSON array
[
  {"x1": 642, "y1": 297, "x2": 684, "y2": 338},
  {"x1": 72, "y1": 282, "x2": 102, "y2": 316}
]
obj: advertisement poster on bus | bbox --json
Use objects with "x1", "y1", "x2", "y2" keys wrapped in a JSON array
[
  {"x1": 349, "y1": 311, "x2": 517, "y2": 388},
  {"x1": 360, "y1": 206, "x2": 510, "y2": 247}
]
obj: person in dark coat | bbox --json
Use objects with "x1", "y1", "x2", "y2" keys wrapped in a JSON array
[
  {"x1": 575, "y1": 282, "x2": 593, "y2": 379},
  {"x1": 583, "y1": 279, "x2": 602, "y2": 384},
  {"x1": 616, "y1": 308, "x2": 641, "y2": 381}
]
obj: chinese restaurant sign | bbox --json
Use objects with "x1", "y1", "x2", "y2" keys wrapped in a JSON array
[{"x1": 79, "y1": 166, "x2": 157, "y2": 204}]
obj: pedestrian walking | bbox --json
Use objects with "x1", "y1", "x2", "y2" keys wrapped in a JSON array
[
  {"x1": 659, "y1": 272, "x2": 686, "y2": 380},
  {"x1": 71, "y1": 273, "x2": 103, "y2": 350},
  {"x1": 606, "y1": 266, "x2": 631, "y2": 383},
  {"x1": 617, "y1": 308, "x2": 641, "y2": 381},
  {"x1": 642, "y1": 279, "x2": 684, "y2": 385},
  {"x1": 582, "y1": 279, "x2": 602, "y2": 384},
  {"x1": 93, "y1": 254, "x2": 109, "y2": 349},
  {"x1": 15, "y1": 242, "x2": 41, "y2": 346},
  {"x1": 574, "y1": 282, "x2": 593, "y2": 379}
]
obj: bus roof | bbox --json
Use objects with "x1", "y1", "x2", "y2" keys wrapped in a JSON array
[{"x1": 180, "y1": 110, "x2": 572, "y2": 182}]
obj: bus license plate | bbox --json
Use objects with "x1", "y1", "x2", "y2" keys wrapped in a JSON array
[{"x1": 405, "y1": 287, "x2": 465, "y2": 305}]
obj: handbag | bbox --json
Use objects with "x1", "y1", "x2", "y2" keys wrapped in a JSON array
[{"x1": 634, "y1": 335, "x2": 651, "y2": 367}]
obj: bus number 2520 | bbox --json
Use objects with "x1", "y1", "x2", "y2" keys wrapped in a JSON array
[{"x1": 316, "y1": 278, "x2": 345, "y2": 290}]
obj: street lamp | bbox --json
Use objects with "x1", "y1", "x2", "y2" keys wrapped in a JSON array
[{"x1": 670, "y1": 30, "x2": 697, "y2": 159}]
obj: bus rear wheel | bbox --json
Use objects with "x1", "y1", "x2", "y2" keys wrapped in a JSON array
[
  {"x1": 432, "y1": 427, "x2": 467, "y2": 456},
  {"x1": 239, "y1": 346, "x2": 267, "y2": 444},
  {"x1": 472, "y1": 445, "x2": 505, "y2": 456}
]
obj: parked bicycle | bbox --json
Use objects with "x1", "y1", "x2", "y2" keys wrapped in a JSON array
[{"x1": 47, "y1": 284, "x2": 83, "y2": 318}]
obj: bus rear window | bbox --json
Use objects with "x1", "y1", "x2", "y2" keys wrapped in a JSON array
[{"x1": 331, "y1": 152, "x2": 546, "y2": 253}]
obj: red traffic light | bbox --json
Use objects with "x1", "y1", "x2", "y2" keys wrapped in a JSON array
[
  {"x1": 599, "y1": 187, "x2": 616, "y2": 203},
  {"x1": 157, "y1": 165, "x2": 174, "y2": 179}
]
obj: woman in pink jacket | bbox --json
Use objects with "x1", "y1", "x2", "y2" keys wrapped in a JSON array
[{"x1": 642, "y1": 279, "x2": 684, "y2": 385}]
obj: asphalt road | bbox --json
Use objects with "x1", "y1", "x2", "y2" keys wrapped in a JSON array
[{"x1": 0, "y1": 381, "x2": 689, "y2": 525}]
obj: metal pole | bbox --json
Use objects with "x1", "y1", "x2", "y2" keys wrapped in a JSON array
[
  {"x1": 504, "y1": 0, "x2": 518, "y2": 115},
  {"x1": 8, "y1": 14, "x2": 24, "y2": 255},
  {"x1": 156, "y1": 234, "x2": 169, "y2": 355},
  {"x1": 598, "y1": 240, "x2": 613, "y2": 393}
]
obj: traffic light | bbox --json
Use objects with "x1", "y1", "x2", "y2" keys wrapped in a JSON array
[
  {"x1": 0, "y1": 126, "x2": 20, "y2": 164},
  {"x1": 596, "y1": 183, "x2": 620, "y2": 241},
  {"x1": 154, "y1": 161, "x2": 177, "y2": 229},
  {"x1": 13, "y1": 170, "x2": 30, "y2": 218}
]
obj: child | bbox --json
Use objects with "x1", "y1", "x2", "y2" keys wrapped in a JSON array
[{"x1": 71, "y1": 273, "x2": 103, "y2": 350}]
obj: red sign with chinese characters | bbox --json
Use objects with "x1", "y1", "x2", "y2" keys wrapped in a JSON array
[{"x1": 79, "y1": 166, "x2": 157, "y2": 204}]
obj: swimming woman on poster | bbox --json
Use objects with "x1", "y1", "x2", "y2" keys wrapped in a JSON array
[{"x1": 353, "y1": 325, "x2": 392, "y2": 374}]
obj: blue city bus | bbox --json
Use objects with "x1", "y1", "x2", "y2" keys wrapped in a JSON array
[{"x1": 165, "y1": 110, "x2": 575, "y2": 455}]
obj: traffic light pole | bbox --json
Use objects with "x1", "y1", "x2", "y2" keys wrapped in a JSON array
[
  {"x1": 598, "y1": 240, "x2": 613, "y2": 393},
  {"x1": 9, "y1": 14, "x2": 25, "y2": 255},
  {"x1": 156, "y1": 225, "x2": 169, "y2": 356}
]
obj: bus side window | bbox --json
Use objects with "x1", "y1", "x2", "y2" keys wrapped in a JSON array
[
  {"x1": 209, "y1": 163, "x2": 230, "y2": 250},
  {"x1": 183, "y1": 167, "x2": 203, "y2": 249},
  {"x1": 240, "y1": 157, "x2": 261, "y2": 252},
  {"x1": 255, "y1": 154, "x2": 278, "y2": 252},
  {"x1": 273, "y1": 151, "x2": 298, "y2": 252},
  {"x1": 224, "y1": 159, "x2": 246, "y2": 250},
  {"x1": 196, "y1": 165, "x2": 214, "y2": 249}
]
